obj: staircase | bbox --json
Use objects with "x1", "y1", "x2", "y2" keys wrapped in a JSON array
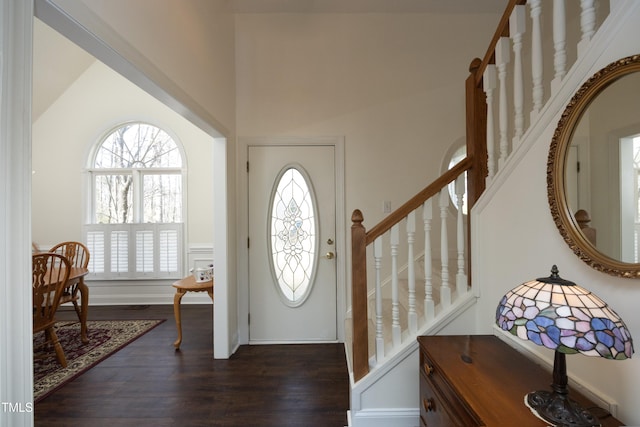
[
  {"x1": 346, "y1": 169, "x2": 477, "y2": 427},
  {"x1": 344, "y1": 1, "x2": 622, "y2": 425}
]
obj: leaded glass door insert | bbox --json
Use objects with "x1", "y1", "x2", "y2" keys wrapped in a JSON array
[{"x1": 268, "y1": 166, "x2": 319, "y2": 306}]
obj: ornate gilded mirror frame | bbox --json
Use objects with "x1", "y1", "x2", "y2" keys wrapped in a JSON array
[{"x1": 548, "y1": 54, "x2": 640, "y2": 278}]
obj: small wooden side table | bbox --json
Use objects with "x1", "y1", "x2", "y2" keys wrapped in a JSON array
[{"x1": 172, "y1": 275, "x2": 214, "y2": 349}]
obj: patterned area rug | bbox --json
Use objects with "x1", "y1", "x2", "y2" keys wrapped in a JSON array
[{"x1": 34, "y1": 319, "x2": 164, "y2": 402}]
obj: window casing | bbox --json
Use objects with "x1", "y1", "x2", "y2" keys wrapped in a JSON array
[{"x1": 84, "y1": 123, "x2": 185, "y2": 280}]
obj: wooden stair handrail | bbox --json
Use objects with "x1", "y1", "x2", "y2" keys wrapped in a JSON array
[
  {"x1": 475, "y1": 0, "x2": 526, "y2": 86},
  {"x1": 366, "y1": 157, "x2": 473, "y2": 244}
]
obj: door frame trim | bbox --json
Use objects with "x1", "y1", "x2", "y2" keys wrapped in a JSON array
[{"x1": 238, "y1": 136, "x2": 346, "y2": 345}]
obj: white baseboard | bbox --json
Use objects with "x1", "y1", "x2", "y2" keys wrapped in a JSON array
[
  {"x1": 349, "y1": 408, "x2": 420, "y2": 427},
  {"x1": 88, "y1": 293, "x2": 213, "y2": 306},
  {"x1": 85, "y1": 279, "x2": 213, "y2": 306}
]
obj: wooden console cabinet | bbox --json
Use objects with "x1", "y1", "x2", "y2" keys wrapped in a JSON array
[{"x1": 417, "y1": 335, "x2": 624, "y2": 426}]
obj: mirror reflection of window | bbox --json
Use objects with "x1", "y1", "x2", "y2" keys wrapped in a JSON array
[
  {"x1": 635, "y1": 137, "x2": 640, "y2": 220},
  {"x1": 620, "y1": 136, "x2": 640, "y2": 262},
  {"x1": 635, "y1": 137, "x2": 640, "y2": 262},
  {"x1": 619, "y1": 135, "x2": 640, "y2": 263}
]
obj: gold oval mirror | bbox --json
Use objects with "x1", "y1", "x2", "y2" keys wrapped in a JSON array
[{"x1": 548, "y1": 54, "x2": 640, "y2": 278}]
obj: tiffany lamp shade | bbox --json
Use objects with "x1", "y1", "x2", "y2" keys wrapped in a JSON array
[{"x1": 495, "y1": 265, "x2": 633, "y2": 427}]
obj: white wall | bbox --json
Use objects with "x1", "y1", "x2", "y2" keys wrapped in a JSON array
[
  {"x1": 472, "y1": 4, "x2": 640, "y2": 424},
  {"x1": 235, "y1": 12, "x2": 503, "y2": 226}
]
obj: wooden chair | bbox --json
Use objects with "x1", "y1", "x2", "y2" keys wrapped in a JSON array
[
  {"x1": 33, "y1": 252, "x2": 70, "y2": 367},
  {"x1": 49, "y1": 241, "x2": 90, "y2": 321}
]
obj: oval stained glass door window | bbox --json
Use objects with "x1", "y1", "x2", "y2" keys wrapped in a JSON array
[{"x1": 268, "y1": 166, "x2": 318, "y2": 306}]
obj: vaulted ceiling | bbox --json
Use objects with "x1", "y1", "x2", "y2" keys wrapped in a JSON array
[
  {"x1": 33, "y1": 19, "x2": 94, "y2": 121},
  {"x1": 32, "y1": 0, "x2": 507, "y2": 121}
]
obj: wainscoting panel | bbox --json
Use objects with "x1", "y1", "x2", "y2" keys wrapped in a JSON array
[{"x1": 86, "y1": 244, "x2": 214, "y2": 306}]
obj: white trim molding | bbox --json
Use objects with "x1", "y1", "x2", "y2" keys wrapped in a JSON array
[
  {"x1": 0, "y1": 0, "x2": 35, "y2": 426},
  {"x1": 348, "y1": 409, "x2": 420, "y2": 427}
]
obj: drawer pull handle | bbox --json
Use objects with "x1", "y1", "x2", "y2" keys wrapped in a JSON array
[
  {"x1": 423, "y1": 398, "x2": 435, "y2": 412},
  {"x1": 423, "y1": 363, "x2": 434, "y2": 376}
]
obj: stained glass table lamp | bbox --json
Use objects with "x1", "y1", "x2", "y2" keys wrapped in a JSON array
[{"x1": 495, "y1": 265, "x2": 633, "y2": 427}]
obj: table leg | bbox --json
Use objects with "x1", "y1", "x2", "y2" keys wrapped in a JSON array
[
  {"x1": 78, "y1": 278, "x2": 89, "y2": 344},
  {"x1": 173, "y1": 290, "x2": 186, "y2": 349}
]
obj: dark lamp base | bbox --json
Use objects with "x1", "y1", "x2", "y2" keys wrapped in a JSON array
[{"x1": 527, "y1": 390, "x2": 601, "y2": 427}]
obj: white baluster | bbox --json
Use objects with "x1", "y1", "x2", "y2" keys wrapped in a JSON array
[
  {"x1": 483, "y1": 64, "x2": 497, "y2": 181},
  {"x1": 390, "y1": 224, "x2": 401, "y2": 348},
  {"x1": 530, "y1": 0, "x2": 544, "y2": 120},
  {"x1": 578, "y1": 0, "x2": 596, "y2": 57},
  {"x1": 495, "y1": 37, "x2": 510, "y2": 169},
  {"x1": 373, "y1": 237, "x2": 384, "y2": 362},
  {"x1": 406, "y1": 211, "x2": 417, "y2": 334},
  {"x1": 439, "y1": 189, "x2": 451, "y2": 307},
  {"x1": 510, "y1": 5, "x2": 526, "y2": 147},
  {"x1": 423, "y1": 199, "x2": 434, "y2": 322},
  {"x1": 551, "y1": 0, "x2": 567, "y2": 93},
  {"x1": 455, "y1": 175, "x2": 467, "y2": 296}
]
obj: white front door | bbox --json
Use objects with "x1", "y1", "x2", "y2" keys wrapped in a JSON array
[{"x1": 248, "y1": 144, "x2": 337, "y2": 343}]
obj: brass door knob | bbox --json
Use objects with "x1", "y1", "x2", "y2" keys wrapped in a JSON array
[{"x1": 325, "y1": 252, "x2": 335, "y2": 259}]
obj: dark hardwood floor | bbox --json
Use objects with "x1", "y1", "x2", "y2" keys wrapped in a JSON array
[{"x1": 35, "y1": 304, "x2": 349, "y2": 427}]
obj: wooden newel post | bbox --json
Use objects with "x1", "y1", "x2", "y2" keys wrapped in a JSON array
[
  {"x1": 465, "y1": 57, "x2": 488, "y2": 210},
  {"x1": 351, "y1": 209, "x2": 369, "y2": 381},
  {"x1": 465, "y1": 58, "x2": 487, "y2": 283}
]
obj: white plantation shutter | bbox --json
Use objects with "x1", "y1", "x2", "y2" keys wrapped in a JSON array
[
  {"x1": 136, "y1": 229, "x2": 154, "y2": 274},
  {"x1": 159, "y1": 228, "x2": 179, "y2": 273},
  {"x1": 84, "y1": 224, "x2": 183, "y2": 279},
  {"x1": 111, "y1": 230, "x2": 129, "y2": 274},
  {"x1": 86, "y1": 231, "x2": 105, "y2": 274}
]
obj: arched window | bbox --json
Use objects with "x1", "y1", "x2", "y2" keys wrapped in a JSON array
[{"x1": 84, "y1": 123, "x2": 185, "y2": 279}]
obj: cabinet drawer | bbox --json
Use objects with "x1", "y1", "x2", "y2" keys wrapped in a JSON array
[
  {"x1": 420, "y1": 350, "x2": 448, "y2": 394},
  {"x1": 419, "y1": 371, "x2": 458, "y2": 426},
  {"x1": 420, "y1": 347, "x2": 483, "y2": 426}
]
